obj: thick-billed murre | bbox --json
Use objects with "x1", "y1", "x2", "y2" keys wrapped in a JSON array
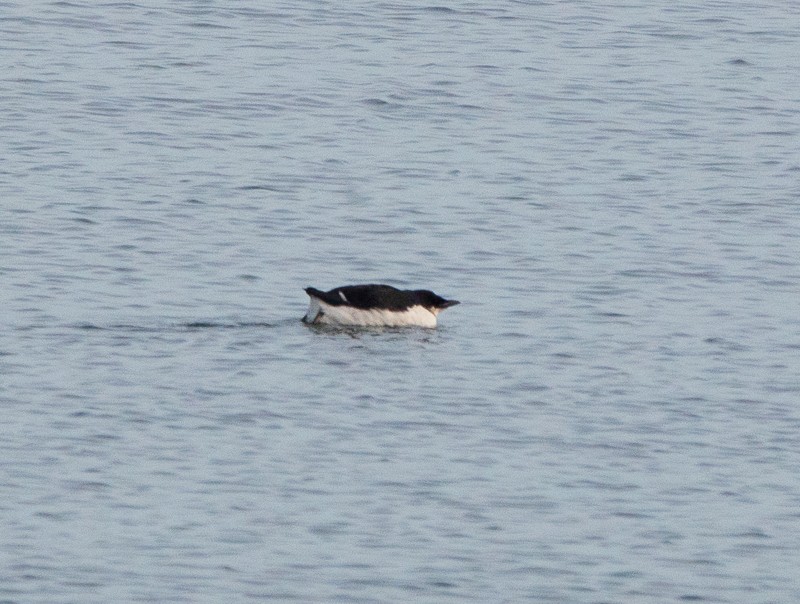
[{"x1": 303, "y1": 284, "x2": 460, "y2": 328}]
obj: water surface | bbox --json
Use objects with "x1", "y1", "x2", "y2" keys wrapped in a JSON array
[{"x1": 3, "y1": 2, "x2": 800, "y2": 602}]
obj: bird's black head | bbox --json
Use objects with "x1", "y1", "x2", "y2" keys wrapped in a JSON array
[{"x1": 417, "y1": 290, "x2": 460, "y2": 311}]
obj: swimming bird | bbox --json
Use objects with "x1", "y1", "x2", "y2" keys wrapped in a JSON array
[{"x1": 302, "y1": 284, "x2": 460, "y2": 328}]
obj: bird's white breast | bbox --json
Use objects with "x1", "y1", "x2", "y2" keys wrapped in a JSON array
[{"x1": 305, "y1": 298, "x2": 437, "y2": 328}]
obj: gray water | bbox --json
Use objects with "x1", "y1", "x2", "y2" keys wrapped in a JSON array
[{"x1": 3, "y1": 2, "x2": 800, "y2": 602}]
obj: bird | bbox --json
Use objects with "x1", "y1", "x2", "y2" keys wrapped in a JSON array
[{"x1": 302, "y1": 284, "x2": 460, "y2": 328}]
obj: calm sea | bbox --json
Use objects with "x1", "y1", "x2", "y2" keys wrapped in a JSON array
[{"x1": 3, "y1": 2, "x2": 800, "y2": 602}]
